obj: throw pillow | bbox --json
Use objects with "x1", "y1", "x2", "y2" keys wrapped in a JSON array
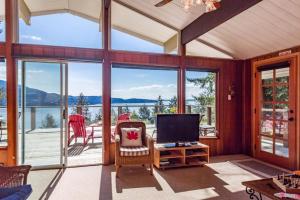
[{"x1": 121, "y1": 127, "x2": 142, "y2": 147}]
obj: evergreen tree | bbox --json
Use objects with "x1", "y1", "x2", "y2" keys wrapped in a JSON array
[
  {"x1": 94, "y1": 108, "x2": 102, "y2": 122},
  {"x1": 138, "y1": 105, "x2": 151, "y2": 121},
  {"x1": 122, "y1": 105, "x2": 130, "y2": 114},
  {"x1": 187, "y1": 73, "x2": 215, "y2": 113},
  {"x1": 168, "y1": 96, "x2": 177, "y2": 114},
  {"x1": 41, "y1": 114, "x2": 58, "y2": 128},
  {"x1": 0, "y1": 87, "x2": 5, "y2": 106},
  {"x1": 154, "y1": 95, "x2": 165, "y2": 114},
  {"x1": 72, "y1": 92, "x2": 91, "y2": 123},
  {"x1": 131, "y1": 110, "x2": 139, "y2": 120}
]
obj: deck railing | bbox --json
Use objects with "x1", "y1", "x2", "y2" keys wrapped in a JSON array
[{"x1": 0, "y1": 104, "x2": 215, "y2": 131}]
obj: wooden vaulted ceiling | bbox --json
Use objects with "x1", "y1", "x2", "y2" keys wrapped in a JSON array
[{"x1": 1, "y1": 0, "x2": 300, "y2": 59}]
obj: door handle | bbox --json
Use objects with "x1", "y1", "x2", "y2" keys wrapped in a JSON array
[{"x1": 288, "y1": 117, "x2": 294, "y2": 121}]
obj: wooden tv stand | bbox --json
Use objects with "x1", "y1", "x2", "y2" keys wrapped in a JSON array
[{"x1": 154, "y1": 142, "x2": 209, "y2": 169}]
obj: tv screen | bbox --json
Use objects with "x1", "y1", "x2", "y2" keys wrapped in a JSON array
[{"x1": 156, "y1": 114, "x2": 200, "y2": 144}]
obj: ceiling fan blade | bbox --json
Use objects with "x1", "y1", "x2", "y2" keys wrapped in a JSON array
[{"x1": 155, "y1": 0, "x2": 173, "y2": 7}]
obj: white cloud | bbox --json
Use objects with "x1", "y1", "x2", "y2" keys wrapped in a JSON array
[
  {"x1": 27, "y1": 70, "x2": 44, "y2": 73},
  {"x1": 21, "y1": 35, "x2": 42, "y2": 41},
  {"x1": 112, "y1": 84, "x2": 177, "y2": 100}
]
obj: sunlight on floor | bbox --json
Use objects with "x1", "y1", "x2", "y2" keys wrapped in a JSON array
[
  {"x1": 27, "y1": 155, "x2": 261, "y2": 200},
  {"x1": 207, "y1": 161, "x2": 260, "y2": 193}
]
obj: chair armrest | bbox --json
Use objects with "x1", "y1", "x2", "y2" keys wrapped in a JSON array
[
  {"x1": 115, "y1": 135, "x2": 121, "y2": 161},
  {"x1": 146, "y1": 135, "x2": 154, "y2": 161}
]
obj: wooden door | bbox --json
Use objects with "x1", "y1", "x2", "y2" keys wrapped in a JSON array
[{"x1": 253, "y1": 56, "x2": 298, "y2": 170}]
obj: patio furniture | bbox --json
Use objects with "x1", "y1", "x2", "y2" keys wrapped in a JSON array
[
  {"x1": 117, "y1": 113, "x2": 130, "y2": 121},
  {"x1": 90, "y1": 121, "x2": 102, "y2": 139},
  {"x1": 115, "y1": 121, "x2": 154, "y2": 177},
  {"x1": 112, "y1": 113, "x2": 131, "y2": 138},
  {"x1": 0, "y1": 165, "x2": 32, "y2": 200},
  {"x1": 68, "y1": 114, "x2": 94, "y2": 146}
]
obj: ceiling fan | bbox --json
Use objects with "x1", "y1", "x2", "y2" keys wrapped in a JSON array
[{"x1": 155, "y1": 0, "x2": 221, "y2": 12}]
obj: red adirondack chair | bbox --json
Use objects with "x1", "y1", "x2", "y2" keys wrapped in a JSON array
[
  {"x1": 68, "y1": 114, "x2": 94, "y2": 146},
  {"x1": 117, "y1": 113, "x2": 130, "y2": 121},
  {"x1": 112, "y1": 113, "x2": 131, "y2": 139}
]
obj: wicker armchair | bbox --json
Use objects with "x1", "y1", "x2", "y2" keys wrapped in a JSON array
[
  {"x1": 115, "y1": 121, "x2": 154, "y2": 177},
  {"x1": 0, "y1": 165, "x2": 31, "y2": 188}
]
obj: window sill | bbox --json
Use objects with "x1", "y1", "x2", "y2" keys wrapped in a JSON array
[
  {"x1": 0, "y1": 146, "x2": 8, "y2": 150},
  {"x1": 200, "y1": 136, "x2": 219, "y2": 140}
]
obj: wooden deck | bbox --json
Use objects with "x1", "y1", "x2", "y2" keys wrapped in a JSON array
[
  {"x1": 18, "y1": 127, "x2": 103, "y2": 167},
  {"x1": 16, "y1": 125, "x2": 156, "y2": 167}
]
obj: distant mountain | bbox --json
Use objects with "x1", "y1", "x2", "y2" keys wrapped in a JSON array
[{"x1": 0, "y1": 80, "x2": 157, "y2": 106}]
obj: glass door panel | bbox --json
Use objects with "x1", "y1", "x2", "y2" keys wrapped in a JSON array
[
  {"x1": 258, "y1": 67, "x2": 291, "y2": 158},
  {"x1": 19, "y1": 61, "x2": 66, "y2": 167}
]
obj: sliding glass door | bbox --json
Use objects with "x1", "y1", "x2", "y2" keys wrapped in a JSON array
[{"x1": 18, "y1": 61, "x2": 68, "y2": 168}]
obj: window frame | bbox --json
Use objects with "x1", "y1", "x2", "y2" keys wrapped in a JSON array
[{"x1": 185, "y1": 67, "x2": 220, "y2": 139}]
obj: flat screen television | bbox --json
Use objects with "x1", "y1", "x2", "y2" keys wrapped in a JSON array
[{"x1": 156, "y1": 114, "x2": 200, "y2": 145}]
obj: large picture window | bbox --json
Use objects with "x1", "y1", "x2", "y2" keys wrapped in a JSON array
[
  {"x1": 19, "y1": 1, "x2": 102, "y2": 48},
  {"x1": 0, "y1": 59, "x2": 7, "y2": 147},
  {"x1": 111, "y1": 1, "x2": 178, "y2": 54},
  {"x1": 186, "y1": 70, "x2": 217, "y2": 137},
  {"x1": 111, "y1": 65, "x2": 178, "y2": 136}
]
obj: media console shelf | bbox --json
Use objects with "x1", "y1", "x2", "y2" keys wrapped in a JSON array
[{"x1": 154, "y1": 142, "x2": 209, "y2": 169}]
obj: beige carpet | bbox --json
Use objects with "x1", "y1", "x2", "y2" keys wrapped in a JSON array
[{"x1": 27, "y1": 154, "x2": 273, "y2": 200}]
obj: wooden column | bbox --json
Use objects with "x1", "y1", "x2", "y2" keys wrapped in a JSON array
[
  {"x1": 5, "y1": 0, "x2": 18, "y2": 166},
  {"x1": 178, "y1": 42, "x2": 186, "y2": 114},
  {"x1": 102, "y1": 0, "x2": 111, "y2": 165}
]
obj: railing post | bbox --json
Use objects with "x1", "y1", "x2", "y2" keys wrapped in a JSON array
[
  {"x1": 207, "y1": 106, "x2": 212, "y2": 125},
  {"x1": 118, "y1": 106, "x2": 122, "y2": 116},
  {"x1": 30, "y1": 107, "x2": 36, "y2": 130},
  {"x1": 187, "y1": 105, "x2": 192, "y2": 114}
]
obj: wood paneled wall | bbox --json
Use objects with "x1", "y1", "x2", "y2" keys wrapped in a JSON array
[
  {"x1": 0, "y1": 149, "x2": 7, "y2": 165},
  {"x1": 252, "y1": 45, "x2": 300, "y2": 62},
  {"x1": 13, "y1": 44, "x2": 104, "y2": 61},
  {"x1": 242, "y1": 59, "x2": 252, "y2": 155}
]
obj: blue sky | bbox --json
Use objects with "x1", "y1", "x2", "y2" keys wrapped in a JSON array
[{"x1": 0, "y1": 13, "x2": 207, "y2": 100}]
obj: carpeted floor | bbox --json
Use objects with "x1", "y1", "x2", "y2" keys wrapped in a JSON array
[
  {"x1": 232, "y1": 159, "x2": 290, "y2": 178},
  {"x1": 27, "y1": 154, "x2": 279, "y2": 200}
]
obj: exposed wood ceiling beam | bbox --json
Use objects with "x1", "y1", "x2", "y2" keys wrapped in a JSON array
[
  {"x1": 164, "y1": 34, "x2": 178, "y2": 54},
  {"x1": 19, "y1": 0, "x2": 31, "y2": 25},
  {"x1": 181, "y1": 0, "x2": 262, "y2": 45},
  {"x1": 104, "y1": 0, "x2": 111, "y2": 9}
]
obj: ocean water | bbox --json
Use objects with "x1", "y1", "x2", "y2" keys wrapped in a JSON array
[{"x1": 0, "y1": 101, "x2": 206, "y2": 131}]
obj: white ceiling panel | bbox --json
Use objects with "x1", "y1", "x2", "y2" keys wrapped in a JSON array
[
  {"x1": 112, "y1": 1, "x2": 177, "y2": 44},
  {"x1": 199, "y1": 0, "x2": 300, "y2": 59},
  {"x1": 186, "y1": 40, "x2": 232, "y2": 59},
  {"x1": 117, "y1": 0, "x2": 206, "y2": 30}
]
